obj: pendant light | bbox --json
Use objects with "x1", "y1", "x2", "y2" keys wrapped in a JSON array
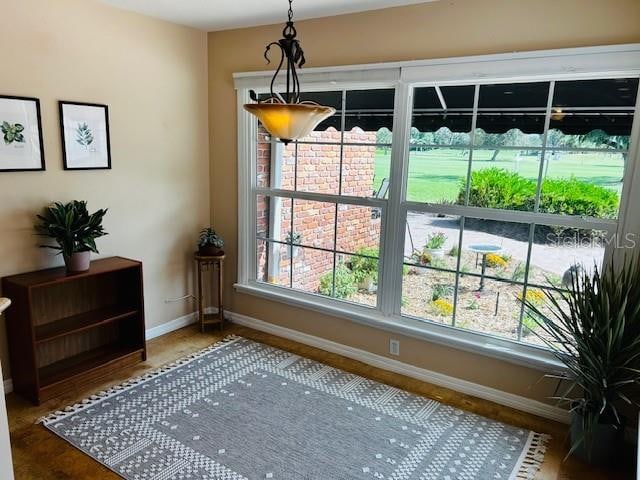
[{"x1": 244, "y1": 0, "x2": 336, "y2": 144}]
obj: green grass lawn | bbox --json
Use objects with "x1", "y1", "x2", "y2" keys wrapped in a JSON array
[{"x1": 373, "y1": 148, "x2": 624, "y2": 203}]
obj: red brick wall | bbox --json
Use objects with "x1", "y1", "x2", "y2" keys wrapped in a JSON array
[{"x1": 257, "y1": 127, "x2": 381, "y2": 292}]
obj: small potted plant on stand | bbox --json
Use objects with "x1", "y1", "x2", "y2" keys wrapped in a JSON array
[
  {"x1": 198, "y1": 228, "x2": 224, "y2": 256},
  {"x1": 522, "y1": 257, "x2": 640, "y2": 466},
  {"x1": 35, "y1": 201, "x2": 108, "y2": 273},
  {"x1": 424, "y1": 232, "x2": 447, "y2": 258}
]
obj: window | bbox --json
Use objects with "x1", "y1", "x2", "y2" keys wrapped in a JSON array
[
  {"x1": 236, "y1": 46, "x2": 640, "y2": 367},
  {"x1": 254, "y1": 89, "x2": 393, "y2": 308}
]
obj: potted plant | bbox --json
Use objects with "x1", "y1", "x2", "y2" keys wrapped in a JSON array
[
  {"x1": 35, "y1": 201, "x2": 108, "y2": 273},
  {"x1": 424, "y1": 232, "x2": 447, "y2": 258},
  {"x1": 285, "y1": 231, "x2": 302, "y2": 258},
  {"x1": 522, "y1": 257, "x2": 640, "y2": 465},
  {"x1": 350, "y1": 247, "x2": 378, "y2": 293},
  {"x1": 410, "y1": 249, "x2": 432, "y2": 275},
  {"x1": 198, "y1": 228, "x2": 224, "y2": 256}
]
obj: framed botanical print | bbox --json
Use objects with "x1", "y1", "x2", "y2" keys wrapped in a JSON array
[
  {"x1": 0, "y1": 95, "x2": 45, "y2": 172},
  {"x1": 59, "y1": 101, "x2": 111, "y2": 170}
]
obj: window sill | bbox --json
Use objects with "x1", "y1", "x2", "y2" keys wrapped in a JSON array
[{"x1": 234, "y1": 281, "x2": 567, "y2": 373}]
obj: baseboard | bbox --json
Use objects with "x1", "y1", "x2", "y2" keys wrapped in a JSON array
[
  {"x1": 145, "y1": 311, "x2": 198, "y2": 340},
  {"x1": 2, "y1": 308, "x2": 571, "y2": 425},
  {"x1": 228, "y1": 311, "x2": 571, "y2": 424}
]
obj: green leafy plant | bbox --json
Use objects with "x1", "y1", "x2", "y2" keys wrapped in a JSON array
[
  {"x1": 198, "y1": 228, "x2": 224, "y2": 249},
  {"x1": 425, "y1": 232, "x2": 447, "y2": 250},
  {"x1": 35, "y1": 201, "x2": 108, "y2": 257},
  {"x1": 448, "y1": 245, "x2": 460, "y2": 257},
  {"x1": 466, "y1": 292, "x2": 481, "y2": 310},
  {"x1": 350, "y1": 247, "x2": 379, "y2": 283},
  {"x1": 76, "y1": 122, "x2": 94, "y2": 147},
  {"x1": 318, "y1": 264, "x2": 356, "y2": 299},
  {"x1": 431, "y1": 283, "x2": 454, "y2": 302},
  {"x1": 1, "y1": 121, "x2": 25, "y2": 144},
  {"x1": 511, "y1": 262, "x2": 526, "y2": 281},
  {"x1": 521, "y1": 258, "x2": 640, "y2": 459}
]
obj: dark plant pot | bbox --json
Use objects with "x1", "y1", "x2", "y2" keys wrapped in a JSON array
[
  {"x1": 64, "y1": 251, "x2": 91, "y2": 273},
  {"x1": 569, "y1": 408, "x2": 624, "y2": 466},
  {"x1": 199, "y1": 245, "x2": 223, "y2": 257}
]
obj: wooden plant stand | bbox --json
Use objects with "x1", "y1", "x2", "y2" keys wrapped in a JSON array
[{"x1": 195, "y1": 253, "x2": 225, "y2": 332}]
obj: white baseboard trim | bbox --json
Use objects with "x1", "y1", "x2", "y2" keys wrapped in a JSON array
[
  {"x1": 3, "y1": 308, "x2": 571, "y2": 425},
  {"x1": 145, "y1": 311, "x2": 198, "y2": 340},
  {"x1": 228, "y1": 311, "x2": 571, "y2": 424}
]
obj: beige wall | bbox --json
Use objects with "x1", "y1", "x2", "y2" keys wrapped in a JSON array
[
  {"x1": 209, "y1": 0, "x2": 640, "y2": 404},
  {"x1": 0, "y1": 0, "x2": 209, "y2": 378}
]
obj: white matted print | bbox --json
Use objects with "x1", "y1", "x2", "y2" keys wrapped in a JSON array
[
  {"x1": 0, "y1": 96, "x2": 45, "y2": 172},
  {"x1": 59, "y1": 101, "x2": 111, "y2": 170}
]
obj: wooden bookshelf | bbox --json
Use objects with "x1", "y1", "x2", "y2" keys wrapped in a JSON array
[{"x1": 2, "y1": 257, "x2": 146, "y2": 404}]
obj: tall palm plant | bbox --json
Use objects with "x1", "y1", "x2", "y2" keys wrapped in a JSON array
[{"x1": 522, "y1": 256, "x2": 640, "y2": 462}]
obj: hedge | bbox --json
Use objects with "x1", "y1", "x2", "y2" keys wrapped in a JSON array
[{"x1": 459, "y1": 168, "x2": 619, "y2": 219}]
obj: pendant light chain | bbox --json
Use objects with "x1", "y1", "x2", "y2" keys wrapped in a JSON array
[{"x1": 243, "y1": 0, "x2": 335, "y2": 143}]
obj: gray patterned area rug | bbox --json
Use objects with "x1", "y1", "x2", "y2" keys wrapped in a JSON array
[{"x1": 41, "y1": 336, "x2": 549, "y2": 480}]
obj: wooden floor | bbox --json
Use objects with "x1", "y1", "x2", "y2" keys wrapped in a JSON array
[{"x1": 6, "y1": 323, "x2": 631, "y2": 479}]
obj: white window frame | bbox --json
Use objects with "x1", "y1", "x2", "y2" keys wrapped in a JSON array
[{"x1": 234, "y1": 44, "x2": 640, "y2": 372}]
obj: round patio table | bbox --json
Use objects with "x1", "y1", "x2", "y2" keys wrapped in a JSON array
[{"x1": 468, "y1": 244, "x2": 502, "y2": 291}]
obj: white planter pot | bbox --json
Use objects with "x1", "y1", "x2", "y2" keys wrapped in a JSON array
[
  {"x1": 425, "y1": 248, "x2": 445, "y2": 258},
  {"x1": 64, "y1": 251, "x2": 91, "y2": 272},
  {"x1": 357, "y1": 276, "x2": 376, "y2": 293}
]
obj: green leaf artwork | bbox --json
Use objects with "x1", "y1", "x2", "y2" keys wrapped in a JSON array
[
  {"x1": 1, "y1": 121, "x2": 26, "y2": 145},
  {"x1": 75, "y1": 122, "x2": 94, "y2": 147}
]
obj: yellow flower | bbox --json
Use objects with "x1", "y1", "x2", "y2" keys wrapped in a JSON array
[
  {"x1": 431, "y1": 298, "x2": 454, "y2": 316},
  {"x1": 517, "y1": 289, "x2": 545, "y2": 305},
  {"x1": 485, "y1": 253, "x2": 508, "y2": 268}
]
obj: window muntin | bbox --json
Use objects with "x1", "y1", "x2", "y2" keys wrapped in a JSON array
[{"x1": 247, "y1": 73, "x2": 638, "y2": 355}]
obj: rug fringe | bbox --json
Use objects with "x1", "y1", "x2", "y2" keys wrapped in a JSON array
[
  {"x1": 38, "y1": 334, "x2": 241, "y2": 426},
  {"x1": 512, "y1": 432, "x2": 551, "y2": 479}
]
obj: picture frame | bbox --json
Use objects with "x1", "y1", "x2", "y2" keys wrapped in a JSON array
[
  {"x1": 59, "y1": 101, "x2": 111, "y2": 170},
  {"x1": 0, "y1": 95, "x2": 45, "y2": 172}
]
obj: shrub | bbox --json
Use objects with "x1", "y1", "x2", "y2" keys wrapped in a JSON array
[
  {"x1": 350, "y1": 247, "x2": 379, "y2": 283},
  {"x1": 318, "y1": 264, "x2": 356, "y2": 299},
  {"x1": 431, "y1": 299, "x2": 454, "y2": 316},
  {"x1": 459, "y1": 168, "x2": 619, "y2": 221},
  {"x1": 485, "y1": 253, "x2": 508, "y2": 268},
  {"x1": 448, "y1": 245, "x2": 460, "y2": 257},
  {"x1": 459, "y1": 168, "x2": 535, "y2": 211}
]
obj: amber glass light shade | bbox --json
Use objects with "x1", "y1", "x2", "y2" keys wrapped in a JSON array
[{"x1": 244, "y1": 103, "x2": 335, "y2": 143}]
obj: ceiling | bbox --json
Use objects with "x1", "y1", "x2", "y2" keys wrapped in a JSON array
[{"x1": 98, "y1": 0, "x2": 436, "y2": 31}]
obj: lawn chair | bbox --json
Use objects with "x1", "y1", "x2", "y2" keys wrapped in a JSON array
[
  {"x1": 371, "y1": 178, "x2": 389, "y2": 219},
  {"x1": 371, "y1": 178, "x2": 417, "y2": 254}
]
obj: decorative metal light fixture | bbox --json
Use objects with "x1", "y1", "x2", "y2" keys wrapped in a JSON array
[{"x1": 244, "y1": 0, "x2": 335, "y2": 144}]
